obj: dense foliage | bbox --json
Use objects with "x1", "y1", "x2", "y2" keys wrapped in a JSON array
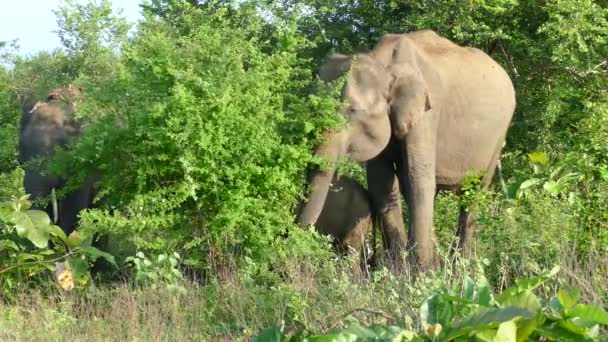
[
  {"x1": 0, "y1": 0, "x2": 607, "y2": 339},
  {"x1": 256, "y1": 267, "x2": 608, "y2": 341}
]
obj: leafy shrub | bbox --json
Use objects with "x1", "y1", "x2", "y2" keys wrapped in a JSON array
[
  {"x1": 125, "y1": 251, "x2": 185, "y2": 292},
  {"x1": 50, "y1": 1, "x2": 343, "y2": 274},
  {"x1": 256, "y1": 266, "x2": 608, "y2": 341},
  {"x1": 0, "y1": 195, "x2": 115, "y2": 301}
]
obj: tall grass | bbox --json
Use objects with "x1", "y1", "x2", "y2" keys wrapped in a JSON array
[
  {"x1": 1, "y1": 249, "x2": 605, "y2": 341},
  {"x1": 1, "y1": 192, "x2": 606, "y2": 340}
]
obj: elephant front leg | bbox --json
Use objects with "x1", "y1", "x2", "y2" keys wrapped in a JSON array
[
  {"x1": 401, "y1": 137, "x2": 438, "y2": 272},
  {"x1": 366, "y1": 150, "x2": 407, "y2": 267}
]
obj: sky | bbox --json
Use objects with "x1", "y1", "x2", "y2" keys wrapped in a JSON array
[{"x1": 0, "y1": 0, "x2": 143, "y2": 56}]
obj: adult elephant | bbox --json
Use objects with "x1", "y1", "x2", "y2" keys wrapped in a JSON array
[
  {"x1": 313, "y1": 175, "x2": 373, "y2": 272},
  {"x1": 297, "y1": 30, "x2": 516, "y2": 271},
  {"x1": 18, "y1": 85, "x2": 97, "y2": 236}
]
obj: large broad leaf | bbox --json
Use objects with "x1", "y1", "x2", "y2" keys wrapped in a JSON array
[
  {"x1": 568, "y1": 304, "x2": 608, "y2": 325},
  {"x1": 495, "y1": 320, "x2": 517, "y2": 342},
  {"x1": 536, "y1": 322, "x2": 594, "y2": 341},
  {"x1": 8, "y1": 210, "x2": 52, "y2": 248},
  {"x1": 340, "y1": 324, "x2": 403, "y2": 339},
  {"x1": 67, "y1": 256, "x2": 90, "y2": 286},
  {"x1": 254, "y1": 328, "x2": 287, "y2": 342},
  {"x1": 305, "y1": 324, "x2": 422, "y2": 342},
  {"x1": 514, "y1": 266, "x2": 560, "y2": 290},
  {"x1": 329, "y1": 323, "x2": 419, "y2": 341},
  {"x1": 80, "y1": 246, "x2": 117, "y2": 268},
  {"x1": 463, "y1": 276, "x2": 475, "y2": 301},
  {"x1": 557, "y1": 288, "x2": 581, "y2": 311},
  {"x1": 306, "y1": 333, "x2": 358, "y2": 342},
  {"x1": 517, "y1": 178, "x2": 541, "y2": 190},
  {"x1": 497, "y1": 289, "x2": 541, "y2": 311},
  {"x1": 447, "y1": 307, "x2": 534, "y2": 339},
  {"x1": 495, "y1": 289, "x2": 541, "y2": 342},
  {"x1": 476, "y1": 275, "x2": 491, "y2": 306},
  {"x1": 66, "y1": 231, "x2": 83, "y2": 249},
  {"x1": 420, "y1": 294, "x2": 453, "y2": 327},
  {"x1": 43, "y1": 224, "x2": 68, "y2": 243}
]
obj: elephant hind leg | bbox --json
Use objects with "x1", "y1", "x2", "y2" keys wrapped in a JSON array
[
  {"x1": 453, "y1": 147, "x2": 502, "y2": 258},
  {"x1": 454, "y1": 207, "x2": 478, "y2": 257}
]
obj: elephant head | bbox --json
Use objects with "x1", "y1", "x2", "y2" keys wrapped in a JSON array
[
  {"x1": 297, "y1": 37, "x2": 434, "y2": 230},
  {"x1": 19, "y1": 84, "x2": 91, "y2": 235},
  {"x1": 296, "y1": 53, "x2": 392, "y2": 227}
]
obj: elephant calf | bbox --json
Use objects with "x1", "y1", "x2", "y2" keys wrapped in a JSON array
[
  {"x1": 311, "y1": 175, "x2": 373, "y2": 272},
  {"x1": 18, "y1": 85, "x2": 96, "y2": 236}
]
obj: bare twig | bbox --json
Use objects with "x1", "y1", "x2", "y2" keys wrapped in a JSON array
[
  {"x1": 499, "y1": 41, "x2": 519, "y2": 78},
  {"x1": 0, "y1": 251, "x2": 76, "y2": 275}
]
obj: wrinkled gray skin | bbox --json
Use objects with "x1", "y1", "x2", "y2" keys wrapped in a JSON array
[
  {"x1": 297, "y1": 30, "x2": 516, "y2": 271},
  {"x1": 314, "y1": 175, "x2": 372, "y2": 271},
  {"x1": 18, "y1": 85, "x2": 97, "y2": 236}
]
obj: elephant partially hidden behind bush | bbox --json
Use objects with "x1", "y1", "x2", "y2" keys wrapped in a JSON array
[
  {"x1": 18, "y1": 85, "x2": 97, "y2": 236},
  {"x1": 310, "y1": 175, "x2": 374, "y2": 272}
]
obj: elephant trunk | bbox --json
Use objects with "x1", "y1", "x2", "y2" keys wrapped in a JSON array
[{"x1": 297, "y1": 131, "x2": 348, "y2": 227}]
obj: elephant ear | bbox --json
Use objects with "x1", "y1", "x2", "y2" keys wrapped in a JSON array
[
  {"x1": 319, "y1": 54, "x2": 353, "y2": 82},
  {"x1": 388, "y1": 68, "x2": 432, "y2": 139}
]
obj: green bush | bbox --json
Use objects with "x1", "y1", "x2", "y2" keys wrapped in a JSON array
[
  {"x1": 0, "y1": 195, "x2": 115, "y2": 301},
  {"x1": 50, "y1": 1, "x2": 343, "y2": 273},
  {"x1": 256, "y1": 266, "x2": 608, "y2": 341}
]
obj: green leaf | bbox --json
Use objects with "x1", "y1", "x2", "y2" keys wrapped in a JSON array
[
  {"x1": 66, "y1": 231, "x2": 83, "y2": 249},
  {"x1": 340, "y1": 323, "x2": 408, "y2": 340},
  {"x1": 543, "y1": 180, "x2": 562, "y2": 196},
  {"x1": 463, "y1": 276, "x2": 475, "y2": 301},
  {"x1": 473, "y1": 329, "x2": 497, "y2": 341},
  {"x1": 0, "y1": 239, "x2": 19, "y2": 251},
  {"x1": 8, "y1": 210, "x2": 51, "y2": 248},
  {"x1": 254, "y1": 327, "x2": 287, "y2": 342},
  {"x1": 497, "y1": 289, "x2": 541, "y2": 312},
  {"x1": 557, "y1": 288, "x2": 581, "y2": 311},
  {"x1": 528, "y1": 152, "x2": 549, "y2": 166},
  {"x1": 518, "y1": 178, "x2": 541, "y2": 190},
  {"x1": 495, "y1": 320, "x2": 517, "y2": 342},
  {"x1": 67, "y1": 256, "x2": 90, "y2": 285},
  {"x1": 306, "y1": 333, "x2": 358, "y2": 342},
  {"x1": 80, "y1": 246, "x2": 117, "y2": 268},
  {"x1": 447, "y1": 307, "x2": 534, "y2": 339},
  {"x1": 44, "y1": 224, "x2": 67, "y2": 242},
  {"x1": 557, "y1": 319, "x2": 594, "y2": 337},
  {"x1": 420, "y1": 294, "x2": 453, "y2": 326},
  {"x1": 494, "y1": 288, "x2": 542, "y2": 342},
  {"x1": 536, "y1": 322, "x2": 594, "y2": 341},
  {"x1": 568, "y1": 304, "x2": 608, "y2": 324},
  {"x1": 514, "y1": 266, "x2": 560, "y2": 290},
  {"x1": 476, "y1": 275, "x2": 491, "y2": 306}
]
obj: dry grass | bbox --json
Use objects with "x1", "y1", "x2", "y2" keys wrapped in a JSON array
[{"x1": 1, "y1": 246, "x2": 606, "y2": 342}]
